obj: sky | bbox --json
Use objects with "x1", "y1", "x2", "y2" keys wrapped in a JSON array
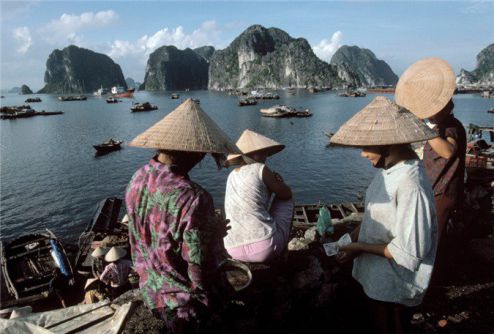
[{"x1": 1, "y1": 1, "x2": 493, "y2": 91}]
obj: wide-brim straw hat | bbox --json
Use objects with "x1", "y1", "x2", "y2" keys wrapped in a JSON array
[
  {"x1": 395, "y1": 57, "x2": 456, "y2": 119},
  {"x1": 225, "y1": 129, "x2": 285, "y2": 166},
  {"x1": 330, "y1": 96, "x2": 438, "y2": 147},
  {"x1": 84, "y1": 278, "x2": 100, "y2": 290},
  {"x1": 129, "y1": 98, "x2": 240, "y2": 154},
  {"x1": 104, "y1": 246, "x2": 127, "y2": 262},
  {"x1": 91, "y1": 247, "x2": 109, "y2": 258}
]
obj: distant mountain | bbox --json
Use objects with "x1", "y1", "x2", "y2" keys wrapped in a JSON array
[
  {"x1": 141, "y1": 46, "x2": 209, "y2": 90},
  {"x1": 457, "y1": 43, "x2": 494, "y2": 86},
  {"x1": 330, "y1": 45, "x2": 398, "y2": 87},
  {"x1": 125, "y1": 77, "x2": 138, "y2": 89},
  {"x1": 38, "y1": 45, "x2": 127, "y2": 94},
  {"x1": 8, "y1": 87, "x2": 21, "y2": 94},
  {"x1": 193, "y1": 46, "x2": 215, "y2": 62},
  {"x1": 21, "y1": 84, "x2": 33, "y2": 94},
  {"x1": 208, "y1": 25, "x2": 342, "y2": 90}
]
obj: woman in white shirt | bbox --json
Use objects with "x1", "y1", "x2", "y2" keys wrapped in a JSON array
[
  {"x1": 330, "y1": 96, "x2": 439, "y2": 334},
  {"x1": 224, "y1": 129, "x2": 293, "y2": 263}
]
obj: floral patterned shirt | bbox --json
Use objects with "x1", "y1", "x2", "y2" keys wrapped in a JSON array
[{"x1": 125, "y1": 158, "x2": 226, "y2": 311}]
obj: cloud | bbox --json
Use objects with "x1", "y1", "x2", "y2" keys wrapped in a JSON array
[
  {"x1": 312, "y1": 31, "x2": 343, "y2": 62},
  {"x1": 40, "y1": 10, "x2": 118, "y2": 44},
  {"x1": 461, "y1": 0, "x2": 490, "y2": 14},
  {"x1": 13, "y1": 27, "x2": 32, "y2": 54},
  {"x1": 107, "y1": 20, "x2": 222, "y2": 60}
]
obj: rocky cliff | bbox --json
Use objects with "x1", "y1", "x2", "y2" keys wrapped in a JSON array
[
  {"x1": 193, "y1": 46, "x2": 215, "y2": 62},
  {"x1": 457, "y1": 43, "x2": 494, "y2": 86},
  {"x1": 208, "y1": 25, "x2": 342, "y2": 90},
  {"x1": 141, "y1": 46, "x2": 209, "y2": 90},
  {"x1": 21, "y1": 84, "x2": 33, "y2": 94},
  {"x1": 330, "y1": 45, "x2": 398, "y2": 87},
  {"x1": 38, "y1": 45, "x2": 127, "y2": 94}
]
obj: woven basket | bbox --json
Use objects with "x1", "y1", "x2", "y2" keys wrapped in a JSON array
[{"x1": 330, "y1": 96, "x2": 438, "y2": 147}]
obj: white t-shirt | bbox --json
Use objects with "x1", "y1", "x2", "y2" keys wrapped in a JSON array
[
  {"x1": 353, "y1": 159, "x2": 438, "y2": 306},
  {"x1": 224, "y1": 163, "x2": 276, "y2": 248}
]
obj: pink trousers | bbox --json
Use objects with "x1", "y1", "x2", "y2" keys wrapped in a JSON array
[{"x1": 226, "y1": 199, "x2": 294, "y2": 263}]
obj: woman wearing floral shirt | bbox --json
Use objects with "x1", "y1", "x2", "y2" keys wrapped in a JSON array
[{"x1": 125, "y1": 99, "x2": 239, "y2": 333}]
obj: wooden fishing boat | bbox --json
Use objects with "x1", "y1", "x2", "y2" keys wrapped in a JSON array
[
  {"x1": 171, "y1": 93, "x2": 180, "y2": 99},
  {"x1": 0, "y1": 229, "x2": 74, "y2": 303},
  {"x1": 58, "y1": 95, "x2": 87, "y2": 101},
  {"x1": 466, "y1": 139, "x2": 494, "y2": 179},
  {"x1": 292, "y1": 202, "x2": 364, "y2": 230},
  {"x1": 130, "y1": 102, "x2": 158, "y2": 112},
  {"x1": 93, "y1": 139, "x2": 123, "y2": 154},
  {"x1": 25, "y1": 97, "x2": 42, "y2": 103},
  {"x1": 238, "y1": 98, "x2": 257, "y2": 106},
  {"x1": 106, "y1": 97, "x2": 119, "y2": 103},
  {"x1": 75, "y1": 197, "x2": 128, "y2": 277}
]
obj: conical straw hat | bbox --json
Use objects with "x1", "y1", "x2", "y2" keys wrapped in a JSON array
[
  {"x1": 84, "y1": 278, "x2": 100, "y2": 290},
  {"x1": 330, "y1": 96, "x2": 438, "y2": 147},
  {"x1": 226, "y1": 129, "x2": 285, "y2": 165},
  {"x1": 129, "y1": 98, "x2": 240, "y2": 154},
  {"x1": 91, "y1": 247, "x2": 109, "y2": 258},
  {"x1": 395, "y1": 58, "x2": 456, "y2": 119},
  {"x1": 104, "y1": 246, "x2": 127, "y2": 262}
]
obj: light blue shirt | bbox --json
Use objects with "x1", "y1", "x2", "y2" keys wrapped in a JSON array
[{"x1": 353, "y1": 159, "x2": 438, "y2": 306}]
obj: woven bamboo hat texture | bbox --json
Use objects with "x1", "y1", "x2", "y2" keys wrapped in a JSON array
[
  {"x1": 330, "y1": 96, "x2": 438, "y2": 147},
  {"x1": 84, "y1": 278, "x2": 100, "y2": 290},
  {"x1": 91, "y1": 247, "x2": 109, "y2": 258},
  {"x1": 395, "y1": 58, "x2": 456, "y2": 119},
  {"x1": 129, "y1": 98, "x2": 240, "y2": 154},
  {"x1": 104, "y1": 246, "x2": 127, "y2": 262},
  {"x1": 225, "y1": 129, "x2": 285, "y2": 166}
]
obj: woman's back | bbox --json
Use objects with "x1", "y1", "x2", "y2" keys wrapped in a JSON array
[{"x1": 224, "y1": 163, "x2": 275, "y2": 248}]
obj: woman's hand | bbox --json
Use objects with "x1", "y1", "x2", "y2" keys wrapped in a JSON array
[{"x1": 336, "y1": 242, "x2": 362, "y2": 264}]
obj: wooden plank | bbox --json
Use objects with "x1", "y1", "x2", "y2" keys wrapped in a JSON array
[
  {"x1": 8, "y1": 245, "x2": 52, "y2": 260},
  {"x1": 46, "y1": 306, "x2": 114, "y2": 333},
  {"x1": 77, "y1": 302, "x2": 134, "y2": 334}
]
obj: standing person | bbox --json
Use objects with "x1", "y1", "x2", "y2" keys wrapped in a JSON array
[
  {"x1": 330, "y1": 96, "x2": 439, "y2": 334},
  {"x1": 223, "y1": 129, "x2": 293, "y2": 263},
  {"x1": 99, "y1": 246, "x2": 133, "y2": 299},
  {"x1": 125, "y1": 99, "x2": 240, "y2": 334},
  {"x1": 395, "y1": 57, "x2": 466, "y2": 240}
]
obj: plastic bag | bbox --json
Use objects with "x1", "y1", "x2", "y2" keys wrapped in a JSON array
[{"x1": 316, "y1": 206, "x2": 333, "y2": 237}]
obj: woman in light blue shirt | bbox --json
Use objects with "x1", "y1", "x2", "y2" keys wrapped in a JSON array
[{"x1": 330, "y1": 96, "x2": 439, "y2": 334}]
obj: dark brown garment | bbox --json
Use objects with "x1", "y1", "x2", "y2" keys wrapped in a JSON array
[
  {"x1": 434, "y1": 193, "x2": 457, "y2": 238},
  {"x1": 423, "y1": 114, "x2": 466, "y2": 201}
]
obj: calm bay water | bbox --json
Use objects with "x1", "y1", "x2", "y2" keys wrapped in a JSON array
[{"x1": 1, "y1": 91, "x2": 492, "y2": 242}]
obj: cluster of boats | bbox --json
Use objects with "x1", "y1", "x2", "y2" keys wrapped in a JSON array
[
  {"x1": 25, "y1": 97, "x2": 42, "y2": 103},
  {"x1": 0, "y1": 105, "x2": 63, "y2": 120},
  {"x1": 0, "y1": 196, "x2": 364, "y2": 310},
  {"x1": 338, "y1": 90, "x2": 367, "y2": 97},
  {"x1": 260, "y1": 105, "x2": 312, "y2": 118},
  {"x1": 465, "y1": 124, "x2": 494, "y2": 178}
]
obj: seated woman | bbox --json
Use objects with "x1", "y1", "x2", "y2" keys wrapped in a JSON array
[
  {"x1": 224, "y1": 129, "x2": 293, "y2": 263},
  {"x1": 330, "y1": 96, "x2": 439, "y2": 334}
]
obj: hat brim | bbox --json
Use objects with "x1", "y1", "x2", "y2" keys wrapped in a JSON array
[{"x1": 225, "y1": 144, "x2": 285, "y2": 166}]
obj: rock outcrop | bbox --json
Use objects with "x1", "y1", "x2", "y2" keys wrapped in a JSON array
[
  {"x1": 193, "y1": 46, "x2": 215, "y2": 62},
  {"x1": 457, "y1": 43, "x2": 494, "y2": 86},
  {"x1": 38, "y1": 45, "x2": 127, "y2": 94},
  {"x1": 20, "y1": 85, "x2": 33, "y2": 94},
  {"x1": 141, "y1": 46, "x2": 209, "y2": 90},
  {"x1": 8, "y1": 87, "x2": 21, "y2": 94},
  {"x1": 208, "y1": 25, "x2": 342, "y2": 90},
  {"x1": 330, "y1": 45, "x2": 398, "y2": 87}
]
